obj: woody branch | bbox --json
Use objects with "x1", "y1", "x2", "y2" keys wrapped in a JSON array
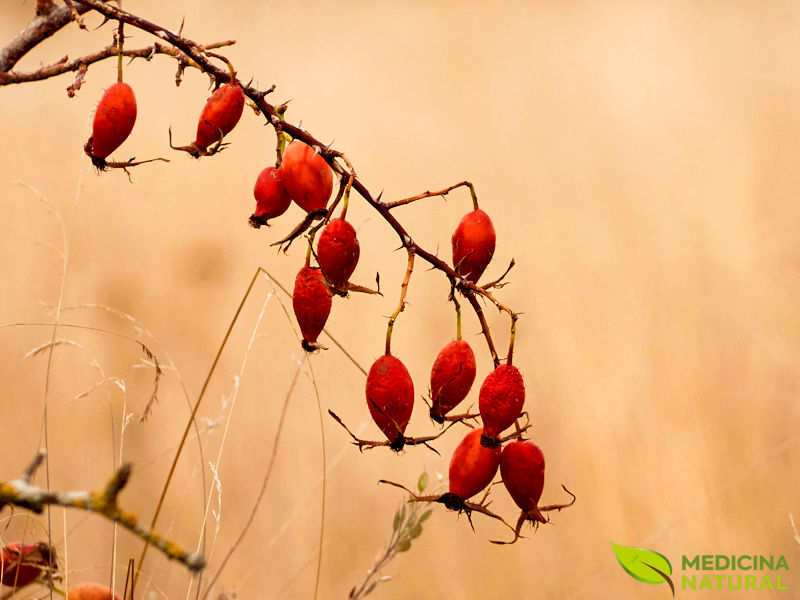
[{"x1": 0, "y1": 452, "x2": 205, "y2": 573}]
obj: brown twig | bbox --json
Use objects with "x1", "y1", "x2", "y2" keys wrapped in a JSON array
[
  {"x1": 0, "y1": 2, "x2": 99, "y2": 72},
  {"x1": 384, "y1": 181, "x2": 478, "y2": 210},
  {"x1": 0, "y1": 40, "x2": 235, "y2": 90}
]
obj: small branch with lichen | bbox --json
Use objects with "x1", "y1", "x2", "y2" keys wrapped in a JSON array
[{"x1": 0, "y1": 452, "x2": 205, "y2": 574}]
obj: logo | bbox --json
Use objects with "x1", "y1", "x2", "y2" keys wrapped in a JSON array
[
  {"x1": 612, "y1": 543, "x2": 791, "y2": 595},
  {"x1": 612, "y1": 542, "x2": 675, "y2": 597}
]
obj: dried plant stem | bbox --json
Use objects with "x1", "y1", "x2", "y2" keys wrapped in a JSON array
[
  {"x1": 297, "y1": 358, "x2": 326, "y2": 600},
  {"x1": 134, "y1": 266, "x2": 266, "y2": 585},
  {"x1": 186, "y1": 289, "x2": 274, "y2": 600},
  {"x1": 200, "y1": 355, "x2": 308, "y2": 600}
]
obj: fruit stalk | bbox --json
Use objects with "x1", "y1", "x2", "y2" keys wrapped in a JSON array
[{"x1": 385, "y1": 249, "x2": 415, "y2": 356}]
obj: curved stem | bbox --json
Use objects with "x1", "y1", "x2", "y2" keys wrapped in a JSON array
[{"x1": 385, "y1": 249, "x2": 415, "y2": 356}]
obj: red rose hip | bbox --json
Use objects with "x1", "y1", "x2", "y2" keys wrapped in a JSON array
[
  {"x1": 292, "y1": 266, "x2": 332, "y2": 351},
  {"x1": 317, "y1": 218, "x2": 360, "y2": 290},
  {"x1": 501, "y1": 440, "x2": 545, "y2": 519},
  {"x1": 429, "y1": 339, "x2": 476, "y2": 422},
  {"x1": 451, "y1": 209, "x2": 496, "y2": 283},
  {"x1": 86, "y1": 82, "x2": 137, "y2": 162},
  {"x1": 366, "y1": 354, "x2": 414, "y2": 449},
  {"x1": 280, "y1": 140, "x2": 333, "y2": 213},
  {"x1": 67, "y1": 583, "x2": 122, "y2": 600},
  {"x1": 251, "y1": 166, "x2": 291, "y2": 226},
  {"x1": 0, "y1": 542, "x2": 54, "y2": 587},
  {"x1": 447, "y1": 428, "x2": 501, "y2": 504},
  {"x1": 194, "y1": 83, "x2": 245, "y2": 151},
  {"x1": 479, "y1": 364, "x2": 525, "y2": 444}
]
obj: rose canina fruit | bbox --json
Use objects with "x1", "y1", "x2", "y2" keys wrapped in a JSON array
[
  {"x1": 429, "y1": 339, "x2": 476, "y2": 422},
  {"x1": 0, "y1": 542, "x2": 54, "y2": 587},
  {"x1": 451, "y1": 209, "x2": 496, "y2": 283},
  {"x1": 501, "y1": 440, "x2": 545, "y2": 520},
  {"x1": 280, "y1": 140, "x2": 333, "y2": 213},
  {"x1": 251, "y1": 166, "x2": 291, "y2": 225},
  {"x1": 317, "y1": 218, "x2": 360, "y2": 290},
  {"x1": 447, "y1": 428, "x2": 501, "y2": 504},
  {"x1": 365, "y1": 354, "x2": 414, "y2": 449},
  {"x1": 292, "y1": 266, "x2": 332, "y2": 351},
  {"x1": 86, "y1": 82, "x2": 137, "y2": 162},
  {"x1": 67, "y1": 582, "x2": 122, "y2": 600},
  {"x1": 479, "y1": 364, "x2": 525, "y2": 444},
  {"x1": 194, "y1": 83, "x2": 245, "y2": 151}
]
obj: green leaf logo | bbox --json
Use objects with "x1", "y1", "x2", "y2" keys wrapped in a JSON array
[{"x1": 611, "y1": 543, "x2": 675, "y2": 597}]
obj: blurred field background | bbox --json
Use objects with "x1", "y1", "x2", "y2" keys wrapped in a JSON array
[{"x1": 2, "y1": 1, "x2": 799, "y2": 598}]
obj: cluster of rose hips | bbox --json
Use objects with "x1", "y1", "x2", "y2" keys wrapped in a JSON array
[
  {"x1": 0, "y1": 542, "x2": 120, "y2": 598},
  {"x1": 85, "y1": 65, "x2": 572, "y2": 544}
]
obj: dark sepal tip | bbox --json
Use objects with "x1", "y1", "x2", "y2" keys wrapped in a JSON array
[{"x1": 480, "y1": 433, "x2": 501, "y2": 448}]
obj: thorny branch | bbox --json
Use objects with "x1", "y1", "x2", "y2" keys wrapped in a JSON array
[
  {"x1": 0, "y1": 452, "x2": 205, "y2": 573},
  {"x1": 0, "y1": 0, "x2": 518, "y2": 363}
]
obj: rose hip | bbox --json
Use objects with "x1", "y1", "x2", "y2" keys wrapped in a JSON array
[
  {"x1": 478, "y1": 364, "x2": 525, "y2": 445},
  {"x1": 292, "y1": 266, "x2": 332, "y2": 351},
  {"x1": 0, "y1": 542, "x2": 54, "y2": 587},
  {"x1": 429, "y1": 339, "x2": 476, "y2": 422},
  {"x1": 451, "y1": 209, "x2": 496, "y2": 283},
  {"x1": 194, "y1": 83, "x2": 245, "y2": 151},
  {"x1": 317, "y1": 217, "x2": 360, "y2": 290},
  {"x1": 251, "y1": 166, "x2": 291, "y2": 226},
  {"x1": 67, "y1": 583, "x2": 122, "y2": 600},
  {"x1": 501, "y1": 440, "x2": 545, "y2": 521},
  {"x1": 280, "y1": 140, "x2": 333, "y2": 213},
  {"x1": 446, "y1": 428, "x2": 500, "y2": 506},
  {"x1": 366, "y1": 354, "x2": 414, "y2": 450},
  {"x1": 85, "y1": 82, "x2": 137, "y2": 163}
]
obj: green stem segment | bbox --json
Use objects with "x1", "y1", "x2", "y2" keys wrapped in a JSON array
[
  {"x1": 507, "y1": 314, "x2": 518, "y2": 366},
  {"x1": 274, "y1": 106, "x2": 289, "y2": 167},
  {"x1": 465, "y1": 181, "x2": 479, "y2": 211},
  {"x1": 340, "y1": 187, "x2": 350, "y2": 220},
  {"x1": 454, "y1": 292, "x2": 462, "y2": 341}
]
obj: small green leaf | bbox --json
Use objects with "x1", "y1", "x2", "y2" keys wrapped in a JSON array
[
  {"x1": 419, "y1": 509, "x2": 433, "y2": 523},
  {"x1": 417, "y1": 471, "x2": 429, "y2": 492},
  {"x1": 397, "y1": 538, "x2": 412, "y2": 552},
  {"x1": 611, "y1": 542, "x2": 672, "y2": 585},
  {"x1": 409, "y1": 523, "x2": 423, "y2": 539}
]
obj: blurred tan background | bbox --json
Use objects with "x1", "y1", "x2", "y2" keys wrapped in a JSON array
[{"x1": 2, "y1": 1, "x2": 799, "y2": 598}]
